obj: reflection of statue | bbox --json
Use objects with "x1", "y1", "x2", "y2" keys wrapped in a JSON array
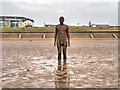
[
  {"x1": 54, "y1": 16, "x2": 70, "y2": 59},
  {"x1": 55, "y1": 59, "x2": 70, "y2": 88}
]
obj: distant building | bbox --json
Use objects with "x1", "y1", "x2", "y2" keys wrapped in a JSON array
[
  {"x1": 89, "y1": 21, "x2": 92, "y2": 27},
  {"x1": 95, "y1": 24, "x2": 110, "y2": 27},
  {"x1": 0, "y1": 16, "x2": 34, "y2": 28},
  {"x1": 81, "y1": 25, "x2": 88, "y2": 27},
  {"x1": 88, "y1": 21, "x2": 110, "y2": 27},
  {"x1": 44, "y1": 22, "x2": 56, "y2": 27},
  {"x1": 44, "y1": 24, "x2": 56, "y2": 27}
]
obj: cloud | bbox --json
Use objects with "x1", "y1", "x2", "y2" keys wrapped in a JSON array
[
  {"x1": 56, "y1": 9, "x2": 68, "y2": 15},
  {"x1": 9, "y1": 0, "x2": 53, "y2": 11},
  {"x1": 2, "y1": 0, "x2": 54, "y2": 5},
  {"x1": 2, "y1": 0, "x2": 119, "y2": 12},
  {"x1": 1, "y1": 1, "x2": 118, "y2": 26},
  {"x1": 17, "y1": 3, "x2": 49, "y2": 11},
  {"x1": 2, "y1": 0, "x2": 119, "y2": 2}
]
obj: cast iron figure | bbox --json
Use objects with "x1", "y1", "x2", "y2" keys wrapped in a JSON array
[{"x1": 54, "y1": 16, "x2": 70, "y2": 60}]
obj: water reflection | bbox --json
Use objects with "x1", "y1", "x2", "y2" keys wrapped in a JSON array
[{"x1": 55, "y1": 59, "x2": 70, "y2": 88}]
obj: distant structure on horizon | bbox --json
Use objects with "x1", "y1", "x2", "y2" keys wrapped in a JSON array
[
  {"x1": 0, "y1": 16, "x2": 34, "y2": 28},
  {"x1": 89, "y1": 21, "x2": 92, "y2": 27},
  {"x1": 88, "y1": 21, "x2": 110, "y2": 27},
  {"x1": 44, "y1": 21, "x2": 110, "y2": 28},
  {"x1": 44, "y1": 22, "x2": 56, "y2": 27},
  {"x1": 93, "y1": 24, "x2": 110, "y2": 27}
]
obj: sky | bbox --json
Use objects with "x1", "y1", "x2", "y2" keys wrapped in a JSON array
[{"x1": 0, "y1": 0, "x2": 119, "y2": 27}]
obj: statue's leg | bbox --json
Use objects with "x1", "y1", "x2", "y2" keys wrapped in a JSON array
[
  {"x1": 63, "y1": 42, "x2": 67, "y2": 59},
  {"x1": 57, "y1": 42, "x2": 61, "y2": 59}
]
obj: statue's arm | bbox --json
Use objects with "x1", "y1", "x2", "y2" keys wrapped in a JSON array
[
  {"x1": 54, "y1": 27, "x2": 58, "y2": 45},
  {"x1": 66, "y1": 26, "x2": 70, "y2": 45}
]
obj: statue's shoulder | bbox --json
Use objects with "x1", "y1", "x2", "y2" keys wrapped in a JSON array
[
  {"x1": 56, "y1": 24, "x2": 60, "y2": 28},
  {"x1": 56, "y1": 24, "x2": 68, "y2": 28},
  {"x1": 64, "y1": 24, "x2": 68, "y2": 28}
]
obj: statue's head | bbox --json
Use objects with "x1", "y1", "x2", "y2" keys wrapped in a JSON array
[{"x1": 59, "y1": 16, "x2": 64, "y2": 23}]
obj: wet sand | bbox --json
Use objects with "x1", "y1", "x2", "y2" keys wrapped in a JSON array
[{"x1": 2, "y1": 39, "x2": 118, "y2": 88}]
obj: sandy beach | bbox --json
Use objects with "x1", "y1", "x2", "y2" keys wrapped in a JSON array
[{"x1": 1, "y1": 39, "x2": 118, "y2": 88}]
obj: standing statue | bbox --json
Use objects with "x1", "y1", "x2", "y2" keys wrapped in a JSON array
[{"x1": 54, "y1": 16, "x2": 70, "y2": 60}]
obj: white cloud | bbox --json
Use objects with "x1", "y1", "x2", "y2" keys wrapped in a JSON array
[
  {"x1": 1, "y1": 0, "x2": 118, "y2": 26},
  {"x1": 7, "y1": 0, "x2": 53, "y2": 11},
  {"x1": 18, "y1": 5, "x2": 48, "y2": 11},
  {"x1": 56, "y1": 9, "x2": 68, "y2": 14},
  {"x1": 2, "y1": 0, "x2": 119, "y2": 2},
  {"x1": 2, "y1": 0, "x2": 54, "y2": 5}
]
